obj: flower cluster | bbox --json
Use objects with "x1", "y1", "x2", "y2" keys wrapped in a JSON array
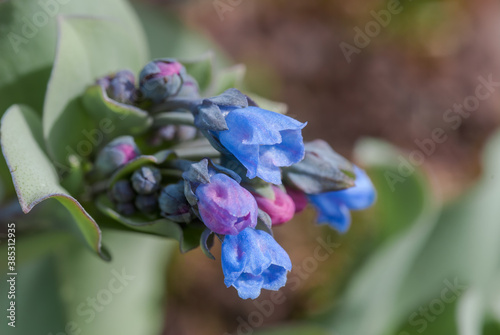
[{"x1": 90, "y1": 59, "x2": 376, "y2": 299}]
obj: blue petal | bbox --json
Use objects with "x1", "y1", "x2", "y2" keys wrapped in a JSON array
[
  {"x1": 222, "y1": 107, "x2": 282, "y2": 146},
  {"x1": 254, "y1": 230, "x2": 292, "y2": 271},
  {"x1": 261, "y1": 265, "x2": 289, "y2": 291},
  {"x1": 309, "y1": 195, "x2": 352, "y2": 233},
  {"x1": 221, "y1": 233, "x2": 246, "y2": 286},
  {"x1": 232, "y1": 273, "x2": 264, "y2": 299},
  {"x1": 222, "y1": 229, "x2": 270, "y2": 286},
  {"x1": 259, "y1": 129, "x2": 305, "y2": 167},
  {"x1": 325, "y1": 166, "x2": 376, "y2": 210},
  {"x1": 246, "y1": 107, "x2": 305, "y2": 132},
  {"x1": 221, "y1": 228, "x2": 292, "y2": 299}
]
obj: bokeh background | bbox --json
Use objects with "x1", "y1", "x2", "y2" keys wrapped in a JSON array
[
  {"x1": 134, "y1": 1, "x2": 500, "y2": 334},
  {"x1": 1, "y1": 0, "x2": 500, "y2": 334}
]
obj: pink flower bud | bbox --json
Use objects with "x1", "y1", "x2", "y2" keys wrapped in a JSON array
[
  {"x1": 285, "y1": 187, "x2": 308, "y2": 213},
  {"x1": 254, "y1": 186, "x2": 295, "y2": 226}
]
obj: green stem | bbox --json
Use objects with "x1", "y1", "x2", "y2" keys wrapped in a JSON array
[
  {"x1": 173, "y1": 145, "x2": 221, "y2": 160},
  {"x1": 153, "y1": 112, "x2": 195, "y2": 127},
  {"x1": 151, "y1": 98, "x2": 202, "y2": 114}
]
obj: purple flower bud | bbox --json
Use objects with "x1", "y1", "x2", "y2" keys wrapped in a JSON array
[
  {"x1": 131, "y1": 166, "x2": 162, "y2": 195},
  {"x1": 195, "y1": 173, "x2": 258, "y2": 235},
  {"x1": 135, "y1": 194, "x2": 159, "y2": 214},
  {"x1": 108, "y1": 70, "x2": 136, "y2": 104},
  {"x1": 111, "y1": 180, "x2": 135, "y2": 203},
  {"x1": 94, "y1": 136, "x2": 140, "y2": 176},
  {"x1": 253, "y1": 186, "x2": 295, "y2": 226},
  {"x1": 139, "y1": 59, "x2": 185, "y2": 103},
  {"x1": 96, "y1": 70, "x2": 136, "y2": 104}
]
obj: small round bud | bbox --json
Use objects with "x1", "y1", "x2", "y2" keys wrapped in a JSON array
[
  {"x1": 115, "y1": 202, "x2": 136, "y2": 216},
  {"x1": 150, "y1": 125, "x2": 198, "y2": 146},
  {"x1": 96, "y1": 70, "x2": 136, "y2": 104},
  {"x1": 159, "y1": 182, "x2": 190, "y2": 216},
  {"x1": 131, "y1": 166, "x2": 162, "y2": 195},
  {"x1": 176, "y1": 74, "x2": 200, "y2": 99},
  {"x1": 94, "y1": 136, "x2": 140, "y2": 176},
  {"x1": 107, "y1": 70, "x2": 136, "y2": 104},
  {"x1": 110, "y1": 180, "x2": 135, "y2": 203},
  {"x1": 135, "y1": 194, "x2": 159, "y2": 214},
  {"x1": 139, "y1": 59, "x2": 185, "y2": 103}
]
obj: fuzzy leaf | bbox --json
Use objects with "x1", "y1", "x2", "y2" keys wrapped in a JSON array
[
  {"x1": 43, "y1": 16, "x2": 148, "y2": 168},
  {"x1": 96, "y1": 195, "x2": 203, "y2": 253},
  {"x1": 82, "y1": 85, "x2": 152, "y2": 135},
  {"x1": 1, "y1": 105, "x2": 108, "y2": 260}
]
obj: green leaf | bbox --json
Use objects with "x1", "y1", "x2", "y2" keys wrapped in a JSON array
[
  {"x1": 1, "y1": 105, "x2": 108, "y2": 260},
  {"x1": 82, "y1": 85, "x2": 152, "y2": 135},
  {"x1": 0, "y1": 0, "x2": 147, "y2": 115},
  {"x1": 182, "y1": 52, "x2": 214, "y2": 94},
  {"x1": 457, "y1": 288, "x2": 485, "y2": 335},
  {"x1": 324, "y1": 132, "x2": 500, "y2": 335},
  {"x1": 0, "y1": 256, "x2": 67, "y2": 335},
  {"x1": 56, "y1": 230, "x2": 173, "y2": 335},
  {"x1": 96, "y1": 195, "x2": 203, "y2": 253},
  {"x1": 354, "y1": 138, "x2": 432, "y2": 243},
  {"x1": 43, "y1": 15, "x2": 148, "y2": 167},
  {"x1": 321, "y1": 139, "x2": 441, "y2": 335}
]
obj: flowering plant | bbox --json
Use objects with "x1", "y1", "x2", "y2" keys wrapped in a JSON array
[{"x1": 0, "y1": 18, "x2": 376, "y2": 301}]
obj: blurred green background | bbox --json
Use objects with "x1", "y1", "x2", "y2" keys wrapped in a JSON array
[{"x1": 1, "y1": 0, "x2": 500, "y2": 334}]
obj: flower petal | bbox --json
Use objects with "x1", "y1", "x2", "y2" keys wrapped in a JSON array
[
  {"x1": 232, "y1": 273, "x2": 264, "y2": 299},
  {"x1": 324, "y1": 166, "x2": 376, "y2": 210},
  {"x1": 261, "y1": 265, "x2": 289, "y2": 290},
  {"x1": 309, "y1": 195, "x2": 352, "y2": 233},
  {"x1": 196, "y1": 174, "x2": 258, "y2": 235}
]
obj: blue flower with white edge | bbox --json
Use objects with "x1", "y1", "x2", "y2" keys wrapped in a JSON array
[
  {"x1": 221, "y1": 228, "x2": 292, "y2": 299},
  {"x1": 308, "y1": 166, "x2": 376, "y2": 233}
]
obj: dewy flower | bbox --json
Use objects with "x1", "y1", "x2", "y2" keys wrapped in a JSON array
[
  {"x1": 253, "y1": 186, "x2": 295, "y2": 225},
  {"x1": 221, "y1": 228, "x2": 292, "y2": 299},
  {"x1": 139, "y1": 59, "x2": 185, "y2": 103},
  {"x1": 94, "y1": 136, "x2": 140, "y2": 176},
  {"x1": 308, "y1": 166, "x2": 376, "y2": 233},
  {"x1": 195, "y1": 173, "x2": 258, "y2": 235}
]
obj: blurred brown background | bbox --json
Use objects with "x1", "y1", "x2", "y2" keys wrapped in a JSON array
[{"x1": 132, "y1": 1, "x2": 500, "y2": 334}]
